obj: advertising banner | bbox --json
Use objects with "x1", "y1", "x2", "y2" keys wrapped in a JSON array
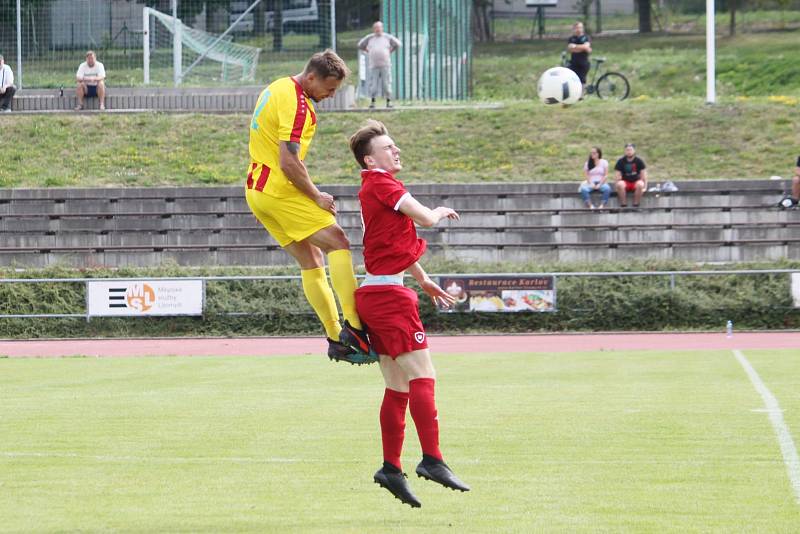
[
  {"x1": 86, "y1": 280, "x2": 204, "y2": 317},
  {"x1": 437, "y1": 276, "x2": 556, "y2": 313}
]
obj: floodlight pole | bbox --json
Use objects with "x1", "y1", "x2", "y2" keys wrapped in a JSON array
[
  {"x1": 330, "y1": 0, "x2": 337, "y2": 51},
  {"x1": 706, "y1": 0, "x2": 716, "y2": 104},
  {"x1": 16, "y1": 0, "x2": 22, "y2": 88},
  {"x1": 172, "y1": 0, "x2": 182, "y2": 86},
  {"x1": 143, "y1": 8, "x2": 150, "y2": 84}
]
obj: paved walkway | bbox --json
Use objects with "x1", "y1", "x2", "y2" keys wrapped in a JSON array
[{"x1": 1, "y1": 332, "x2": 796, "y2": 358}]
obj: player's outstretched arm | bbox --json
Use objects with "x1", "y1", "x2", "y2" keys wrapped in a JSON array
[
  {"x1": 408, "y1": 262, "x2": 456, "y2": 308},
  {"x1": 279, "y1": 141, "x2": 336, "y2": 214},
  {"x1": 398, "y1": 196, "x2": 459, "y2": 227}
]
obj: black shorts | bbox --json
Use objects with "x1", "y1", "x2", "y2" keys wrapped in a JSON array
[
  {"x1": 568, "y1": 62, "x2": 590, "y2": 84},
  {"x1": 85, "y1": 84, "x2": 98, "y2": 98}
]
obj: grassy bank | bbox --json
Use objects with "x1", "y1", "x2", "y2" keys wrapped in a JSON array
[
  {"x1": 474, "y1": 31, "x2": 800, "y2": 100},
  {"x1": 1, "y1": 260, "x2": 798, "y2": 339},
  {"x1": 2, "y1": 97, "x2": 798, "y2": 188}
]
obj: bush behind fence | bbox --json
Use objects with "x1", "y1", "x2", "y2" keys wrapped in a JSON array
[{"x1": 1, "y1": 260, "x2": 798, "y2": 339}]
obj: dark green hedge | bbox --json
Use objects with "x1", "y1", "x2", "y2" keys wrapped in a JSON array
[{"x1": 1, "y1": 259, "x2": 798, "y2": 339}]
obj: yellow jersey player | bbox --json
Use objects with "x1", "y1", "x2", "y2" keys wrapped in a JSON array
[{"x1": 245, "y1": 50, "x2": 375, "y2": 365}]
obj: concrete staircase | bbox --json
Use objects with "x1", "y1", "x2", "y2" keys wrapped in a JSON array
[{"x1": 1, "y1": 180, "x2": 798, "y2": 267}]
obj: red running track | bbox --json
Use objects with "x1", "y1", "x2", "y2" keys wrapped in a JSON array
[{"x1": 0, "y1": 332, "x2": 797, "y2": 358}]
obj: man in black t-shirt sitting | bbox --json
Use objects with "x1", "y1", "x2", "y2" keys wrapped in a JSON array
[
  {"x1": 614, "y1": 143, "x2": 648, "y2": 208},
  {"x1": 567, "y1": 22, "x2": 592, "y2": 87}
]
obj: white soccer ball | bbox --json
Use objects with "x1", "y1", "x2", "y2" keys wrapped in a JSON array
[{"x1": 537, "y1": 67, "x2": 583, "y2": 105}]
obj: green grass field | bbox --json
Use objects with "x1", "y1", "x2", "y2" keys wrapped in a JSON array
[
  {"x1": 3, "y1": 349, "x2": 799, "y2": 532},
  {"x1": 2, "y1": 97, "x2": 799, "y2": 188}
]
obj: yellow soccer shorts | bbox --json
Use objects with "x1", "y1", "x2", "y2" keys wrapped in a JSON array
[{"x1": 245, "y1": 187, "x2": 336, "y2": 247}]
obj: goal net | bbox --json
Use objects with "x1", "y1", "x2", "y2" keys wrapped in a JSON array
[{"x1": 143, "y1": 7, "x2": 261, "y2": 86}]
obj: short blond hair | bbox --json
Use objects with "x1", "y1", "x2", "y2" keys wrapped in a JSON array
[
  {"x1": 349, "y1": 120, "x2": 388, "y2": 169},
  {"x1": 304, "y1": 49, "x2": 350, "y2": 80}
]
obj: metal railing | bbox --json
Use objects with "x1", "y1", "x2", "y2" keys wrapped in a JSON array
[{"x1": 1, "y1": 269, "x2": 797, "y2": 320}]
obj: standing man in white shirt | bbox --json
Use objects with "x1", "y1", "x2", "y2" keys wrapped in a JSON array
[
  {"x1": 75, "y1": 50, "x2": 106, "y2": 111},
  {"x1": 358, "y1": 21, "x2": 402, "y2": 109},
  {"x1": 0, "y1": 54, "x2": 16, "y2": 113}
]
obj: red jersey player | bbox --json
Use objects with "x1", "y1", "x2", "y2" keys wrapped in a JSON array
[{"x1": 348, "y1": 120, "x2": 470, "y2": 508}]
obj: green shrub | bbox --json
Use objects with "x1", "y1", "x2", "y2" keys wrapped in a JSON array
[{"x1": 1, "y1": 260, "x2": 798, "y2": 339}]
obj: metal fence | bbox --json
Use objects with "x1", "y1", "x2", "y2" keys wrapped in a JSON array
[
  {"x1": 1, "y1": 269, "x2": 798, "y2": 320},
  {"x1": 382, "y1": 0, "x2": 472, "y2": 100},
  {"x1": 0, "y1": 0, "x2": 338, "y2": 89}
]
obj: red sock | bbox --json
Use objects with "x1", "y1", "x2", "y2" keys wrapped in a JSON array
[
  {"x1": 408, "y1": 378, "x2": 443, "y2": 461},
  {"x1": 380, "y1": 388, "x2": 409, "y2": 470}
]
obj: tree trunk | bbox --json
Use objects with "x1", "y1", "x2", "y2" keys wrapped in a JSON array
[
  {"x1": 318, "y1": 0, "x2": 332, "y2": 49},
  {"x1": 471, "y1": 1, "x2": 492, "y2": 42},
  {"x1": 273, "y1": 0, "x2": 284, "y2": 52},
  {"x1": 637, "y1": 0, "x2": 652, "y2": 33},
  {"x1": 730, "y1": 0, "x2": 736, "y2": 35},
  {"x1": 254, "y1": 0, "x2": 265, "y2": 35}
]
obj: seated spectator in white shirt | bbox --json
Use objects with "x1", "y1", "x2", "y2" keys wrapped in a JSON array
[
  {"x1": 75, "y1": 50, "x2": 106, "y2": 111},
  {"x1": 579, "y1": 147, "x2": 610, "y2": 209},
  {"x1": 0, "y1": 54, "x2": 16, "y2": 112}
]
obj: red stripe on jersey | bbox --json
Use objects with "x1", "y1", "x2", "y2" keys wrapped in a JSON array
[
  {"x1": 310, "y1": 107, "x2": 317, "y2": 126},
  {"x1": 254, "y1": 164, "x2": 271, "y2": 192},
  {"x1": 290, "y1": 79, "x2": 308, "y2": 143},
  {"x1": 246, "y1": 162, "x2": 257, "y2": 189}
]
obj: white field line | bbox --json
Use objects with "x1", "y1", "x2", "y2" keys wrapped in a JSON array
[{"x1": 733, "y1": 349, "x2": 800, "y2": 504}]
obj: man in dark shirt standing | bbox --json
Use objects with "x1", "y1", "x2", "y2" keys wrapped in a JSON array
[
  {"x1": 567, "y1": 22, "x2": 592, "y2": 88},
  {"x1": 614, "y1": 143, "x2": 648, "y2": 208},
  {"x1": 792, "y1": 156, "x2": 800, "y2": 205}
]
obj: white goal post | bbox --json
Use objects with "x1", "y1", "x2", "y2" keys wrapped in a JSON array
[{"x1": 142, "y1": 6, "x2": 261, "y2": 86}]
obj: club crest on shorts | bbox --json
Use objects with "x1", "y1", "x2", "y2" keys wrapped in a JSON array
[{"x1": 414, "y1": 331, "x2": 425, "y2": 344}]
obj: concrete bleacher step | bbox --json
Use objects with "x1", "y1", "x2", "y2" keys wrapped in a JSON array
[
  {"x1": 6, "y1": 224, "x2": 800, "y2": 249},
  {"x1": 1, "y1": 180, "x2": 799, "y2": 267},
  {"x1": 4, "y1": 206, "x2": 798, "y2": 236},
  {"x1": 11, "y1": 85, "x2": 355, "y2": 113},
  {"x1": 2, "y1": 240, "x2": 798, "y2": 268}
]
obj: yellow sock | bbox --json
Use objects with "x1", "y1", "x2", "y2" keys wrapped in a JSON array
[
  {"x1": 327, "y1": 249, "x2": 363, "y2": 330},
  {"x1": 301, "y1": 267, "x2": 341, "y2": 340}
]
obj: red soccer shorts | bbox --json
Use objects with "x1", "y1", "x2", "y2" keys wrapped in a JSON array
[
  {"x1": 623, "y1": 180, "x2": 640, "y2": 192},
  {"x1": 355, "y1": 285, "x2": 428, "y2": 358}
]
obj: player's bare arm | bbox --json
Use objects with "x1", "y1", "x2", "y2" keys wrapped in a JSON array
[
  {"x1": 407, "y1": 262, "x2": 456, "y2": 308},
  {"x1": 398, "y1": 196, "x2": 459, "y2": 227},
  {"x1": 279, "y1": 141, "x2": 336, "y2": 214}
]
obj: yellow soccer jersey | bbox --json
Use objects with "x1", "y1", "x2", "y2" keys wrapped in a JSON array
[{"x1": 247, "y1": 76, "x2": 317, "y2": 197}]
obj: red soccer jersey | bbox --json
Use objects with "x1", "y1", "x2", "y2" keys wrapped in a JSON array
[{"x1": 359, "y1": 169, "x2": 427, "y2": 275}]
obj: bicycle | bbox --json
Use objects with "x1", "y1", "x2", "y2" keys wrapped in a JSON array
[{"x1": 561, "y1": 52, "x2": 630, "y2": 101}]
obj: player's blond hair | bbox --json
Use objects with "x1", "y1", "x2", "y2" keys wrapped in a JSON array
[
  {"x1": 349, "y1": 120, "x2": 388, "y2": 170},
  {"x1": 303, "y1": 49, "x2": 350, "y2": 80}
]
